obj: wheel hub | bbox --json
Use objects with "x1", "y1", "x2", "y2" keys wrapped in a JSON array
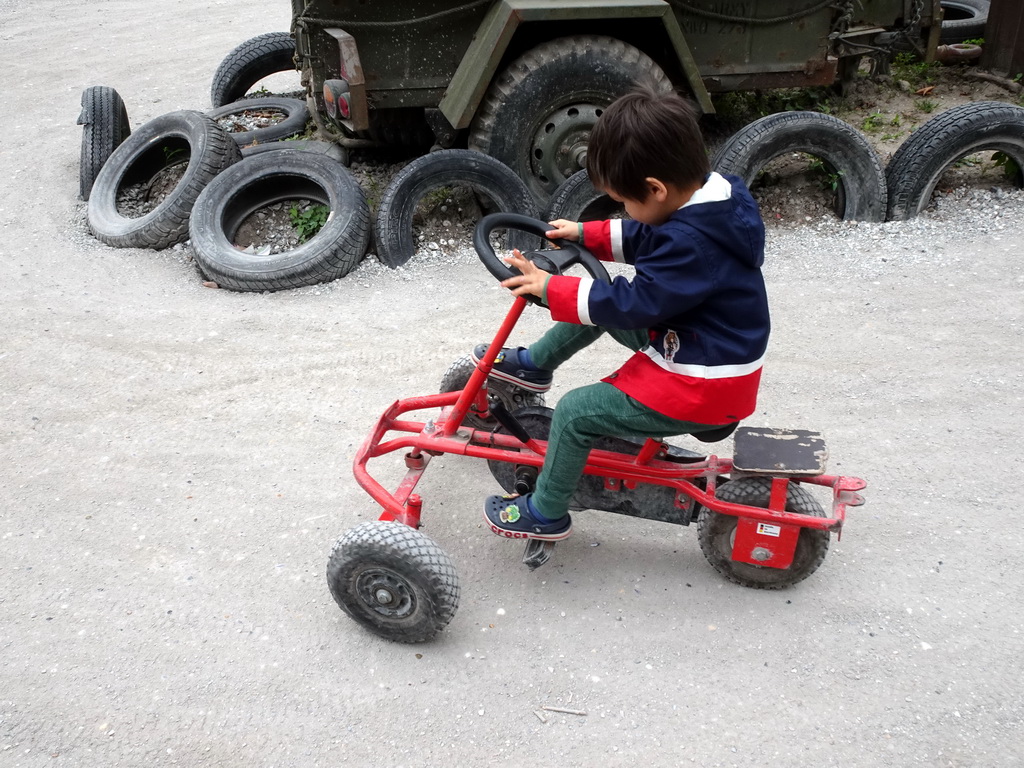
[
  {"x1": 355, "y1": 568, "x2": 415, "y2": 618},
  {"x1": 529, "y1": 103, "x2": 603, "y2": 196}
]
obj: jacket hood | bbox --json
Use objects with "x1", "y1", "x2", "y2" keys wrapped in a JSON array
[{"x1": 674, "y1": 172, "x2": 765, "y2": 268}]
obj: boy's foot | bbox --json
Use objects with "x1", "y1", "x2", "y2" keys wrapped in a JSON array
[
  {"x1": 484, "y1": 493, "x2": 572, "y2": 541},
  {"x1": 472, "y1": 345, "x2": 552, "y2": 393}
]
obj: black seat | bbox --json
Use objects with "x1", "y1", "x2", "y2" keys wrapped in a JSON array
[{"x1": 690, "y1": 422, "x2": 739, "y2": 443}]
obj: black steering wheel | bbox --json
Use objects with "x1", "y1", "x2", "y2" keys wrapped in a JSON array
[{"x1": 473, "y1": 213, "x2": 611, "y2": 302}]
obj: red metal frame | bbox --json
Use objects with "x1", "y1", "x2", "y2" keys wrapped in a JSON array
[{"x1": 352, "y1": 296, "x2": 866, "y2": 566}]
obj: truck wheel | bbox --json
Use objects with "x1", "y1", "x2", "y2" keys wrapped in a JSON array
[
  {"x1": 712, "y1": 111, "x2": 888, "y2": 222},
  {"x1": 439, "y1": 355, "x2": 545, "y2": 431},
  {"x1": 188, "y1": 149, "x2": 370, "y2": 291},
  {"x1": 374, "y1": 149, "x2": 537, "y2": 268},
  {"x1": 940, "y1": 0, "x2": 989, "y2": 45},
  {"x1": 469, "y1": 35, "x2": 672, "y2": 205},
  {"x1": 87, "y1": 110, "x2": 241, "y2": 249},
  {"x1": 542, "y1": 170, "x2": 623, "y2": 222},
  {"x1": 78, "y1": 86, "x2": 131, "y2": 201},
  {"x1": 327, "y1": 521, "x2": 460, "y2": 643},
  {"x1": 885, "y1": 101, "x2": 1024, "y2": 221},
  {"x1": 210, "y1": 31, "x2": 296, "y2": 107},
  {"x1": 697, "y1": 477, "x2": 829, "y2": 589},
  {"x1": 207, "y1": 97, "x2": 309, "y2": 147}
]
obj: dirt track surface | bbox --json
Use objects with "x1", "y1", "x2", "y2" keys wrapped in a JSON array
[{"x1": 2, "y1": 2, "x2": 1023, "y2": 766}]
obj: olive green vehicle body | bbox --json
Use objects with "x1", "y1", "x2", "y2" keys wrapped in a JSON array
[
  {"x1": 290, "y1": 0, "x2": 938, "y2": 199},
  {"x1": 292, "y1": 0, "x2": 936, "y2": 128}
]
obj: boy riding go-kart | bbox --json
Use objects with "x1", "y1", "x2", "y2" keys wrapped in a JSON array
[{"x1": 326, "y1": 89, "x2": 866, "y2": 643}]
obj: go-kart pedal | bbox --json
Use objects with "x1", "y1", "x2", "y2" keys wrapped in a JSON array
[{"x1": 522, "y1": 539, "x2": 556, "y2": 570}]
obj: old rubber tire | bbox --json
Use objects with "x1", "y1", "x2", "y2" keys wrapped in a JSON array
[
  {"x1": 78, "y1": 86, "x2": 131, "y2": 201},
  {"x1": 87, "y1": 110, "x2": 241, "y2": 249},
  {"x1": 207, "y1": 97, "x2": 309, "y2": 147},
  {"x1": 542, "y1": 170, "x2": 623, "y2": 222},
  {"x1": 697, "y1": 477, "x2": 829, "y2": 589},
  {"x1": 712, "y1": 111, "x2": 888, "y2": 222},
  {"x1": 374, "y1": 149, "x2": 537, "y2": 268},
  {"x1": 468, "y1": 35, "x2": 672, "y2": 205},
  {"x1": 940, "y1": 0, "x2": 988, "y2": 45},
  {"x1": 885, "y1": 101, "x2": 1024, "y2": 221},
  {"x1": 210, "y1": 31, "x2": 296, "y2": 107},
  {"x1": 439, "y1": 355, "x2": 545, "y2": 431},
  {"x1": 189, "y1": 149, "x2": 370, "y2": 292},
  {"x1": 241, "y1": 139, "x2": 348, "y2": 165},
  {"x1": 327, "y1": 521, "x2": 460, "y2": 643}
]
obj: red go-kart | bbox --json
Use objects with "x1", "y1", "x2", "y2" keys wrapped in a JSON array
[{"x1": 326, "y1": 214, "x2": 866, "y2": 643}]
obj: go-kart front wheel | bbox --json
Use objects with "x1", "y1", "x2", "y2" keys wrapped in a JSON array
[
  {"x1": 327, "y1": 521, "x2": 460, "y2": 643},
  {"x1": 439, "y1": 354, "x2": 545, "y2": 430},
  {"x1": 697, "y1": 477, "x2": 829, "y2": 589}
]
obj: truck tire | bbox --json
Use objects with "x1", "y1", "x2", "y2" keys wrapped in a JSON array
[
  {"x1": 469, "y1": 35, "x2": 672, "y2": 206},
  {"x1": 210, "y1": 31, "x2": 296, "y2": 107},
  {"x1": 189, "y1": 150, "x2": 370, "y2": 291},
  {"x1": 940, "y1": 0, "x2": 989, "y2": 45},
  {"x1": 885, "y1": 101, "x2": 1024, "y2": 221},
  {"x1": 542, "y1": 170, "x2": 623, "y2": 222},
  {"x1": 77, "y1": 86, "x2": 131, "y2": 201},
  {"x1": 87, "y1": 110, "x2": 241, "y2": 249},
  {"x1": 374, "y1": 149, "x2": 537, "y2": 268},
  {"x1": 207, "y1": 97, "x2": 309, "y2": 147},
  {"x1": 712, "y1": 111, "x2": 888, "y2": 222}
]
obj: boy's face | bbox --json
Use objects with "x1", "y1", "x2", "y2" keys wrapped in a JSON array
[{"x1": 602, "y1": 178, "x2": 692, "y2": 226}]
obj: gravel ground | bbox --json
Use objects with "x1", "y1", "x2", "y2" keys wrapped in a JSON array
[{"x1": 3, "y1": 2, "x2": 1024, "y2": 767}]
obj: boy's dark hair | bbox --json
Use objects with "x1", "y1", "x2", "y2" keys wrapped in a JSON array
[{"x1": 586, "y1": 88, "x2": 710, "y2": 202}]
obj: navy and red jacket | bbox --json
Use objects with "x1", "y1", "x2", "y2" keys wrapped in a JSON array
[{"x1": 544, "y1": 172, "x2": 769, "y2": 424}]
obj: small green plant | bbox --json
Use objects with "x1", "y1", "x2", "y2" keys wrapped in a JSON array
[
  {"x1": 163, "y1": 145, "x2": 188, "y2": 164},
  {"x1": 289, "y1": 202, "x2": 330, "y2": 242},
  {"x1": 961, "y1": 37, "x2": 984, "y2": 46},
  {"x1": 990, "y1": 151, "x2": 1021, "y2": 182},
  {"x1": 892, "y1": 52, "x2": 939, "y2": 86},
  {"x1": 916, "y1": 99, "x2": 936, "y2": 113},
  {"x1": 890, "y1": 114, "x2": 902, "y2": 127},
  {"x1": 712, "y1": 87, "x2": 840, "y2": 129},
  {"x1": 861, "y1": 111, "x2": 885, "y2": 132},
  {"x1": 953, "y1": 154, "x2": 983, "y2": 169},
  {"x1": 808, "y1": 157, "x2": 842, "y2": 192}
]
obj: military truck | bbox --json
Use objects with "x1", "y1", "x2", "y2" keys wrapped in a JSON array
[{"x1": 284, "y1": 0, "x2": 939, "y2": 202}]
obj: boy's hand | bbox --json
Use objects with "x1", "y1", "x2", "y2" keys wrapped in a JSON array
[
  {"x1": 545, "y1": 219, "x2": 580, "y2": 241},
  {"x1": 501, "y1": 249, "x2": 550, "y2": 299}
]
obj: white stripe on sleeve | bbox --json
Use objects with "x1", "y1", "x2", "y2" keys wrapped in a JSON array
[
  {"x1": 610, "y1": 220, "x2": 625, "y2": 263},
  {"x1": 576, "y1": 278, "x2": 595, "y2": 325}
]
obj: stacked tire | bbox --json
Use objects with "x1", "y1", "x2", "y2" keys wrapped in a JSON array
[
  {"x1": 711, "y1": 111, "x2": 888, "y2": 222},
  {"x1": 79, "y1": 34, "x2": 375, "y2": 292},
  {"x1": 885, "y1": 101, "x2": 1024, "y2": 221}
]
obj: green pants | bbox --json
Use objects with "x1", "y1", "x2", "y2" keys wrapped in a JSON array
[{"x1": 527, "y1": 323, "x2": 711, "y2": 519}]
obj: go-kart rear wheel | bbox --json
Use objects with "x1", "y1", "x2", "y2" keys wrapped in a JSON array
[
  {"x1": 439, "y1": 355, "x2": 545, "y2": 430},
  {"x1": 697, "y1": 477, "x2": 829, "y2": 589},
  {"x1": 327, "y1": 521, "x2": 459, "y2": 643}
]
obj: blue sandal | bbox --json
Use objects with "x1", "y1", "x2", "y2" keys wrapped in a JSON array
[{"x1": 483, "y1": 493, "x2": 572, "y2": 541}]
